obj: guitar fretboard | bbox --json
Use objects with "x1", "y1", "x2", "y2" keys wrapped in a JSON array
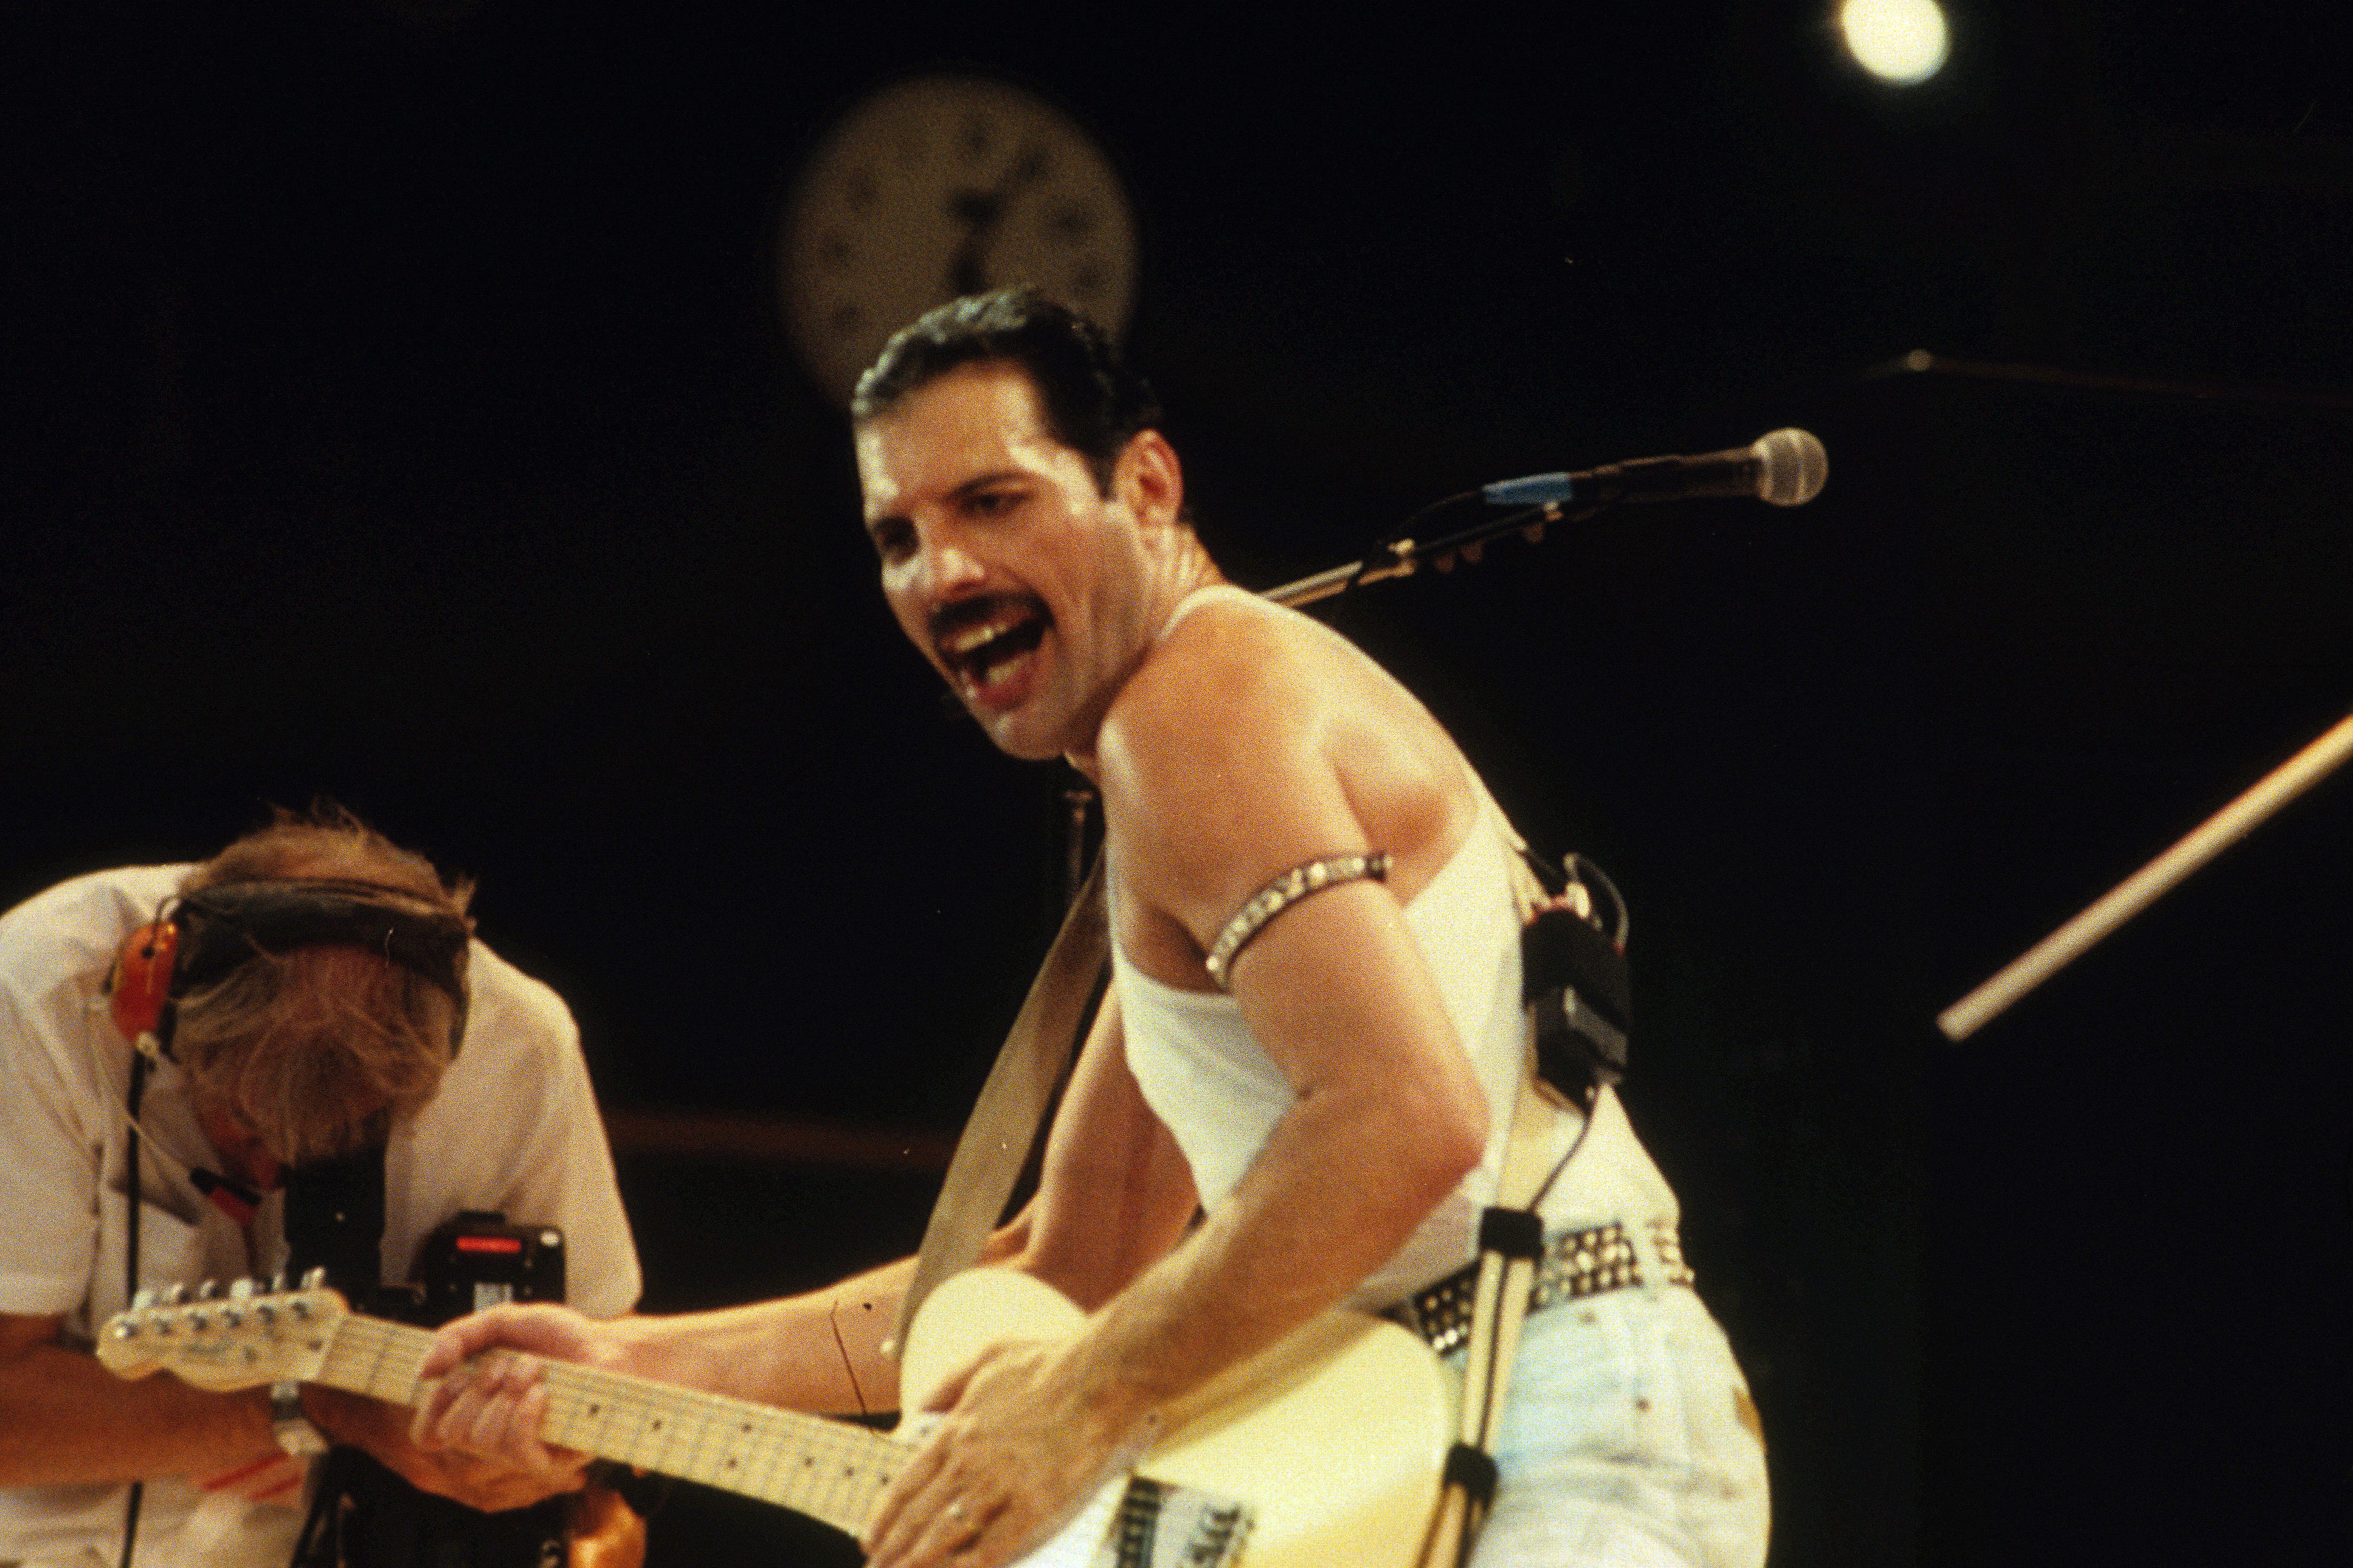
[{"x1": 315, "y1": 1315, "x2": 902, "y2": 1535}]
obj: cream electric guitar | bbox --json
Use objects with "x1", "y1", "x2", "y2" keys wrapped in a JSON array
[{"x1": 99, "y1": 1268, "x2": 1451, "y2": 1568}]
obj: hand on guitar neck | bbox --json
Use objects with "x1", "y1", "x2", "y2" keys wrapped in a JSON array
[
  {"x1": 309, "y1": 1378, "x2": 591, "y2": 1511},
  {"x1": 416, "y1": 1278, "x2": 1181, "y2": 1568},
  {"x1": 411, "y1": 1301, "x2": 615, "y2": 1491},
  {"x1": 409, "y1": 1294, "x2": 1133, "y2": 1568}
]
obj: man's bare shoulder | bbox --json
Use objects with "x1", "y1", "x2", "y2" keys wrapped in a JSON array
[
  {"x1": 1102, "y1": 593, "x2": 1343, "y2": 779},
  {"x1": 1095, "y1": 596, "x2": 1369, "y2": 951},
  {"x1": 1095, "y1": 590, "x2": 1478, "y2": 942}
]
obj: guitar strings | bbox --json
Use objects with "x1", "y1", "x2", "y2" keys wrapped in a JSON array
[{"x1": 317, "y1": 1314, "x2": 903, "y2": 1528}]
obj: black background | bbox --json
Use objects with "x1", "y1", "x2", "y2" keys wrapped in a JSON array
[{"x1": 6, "y1": 3, "x2": 2351, "y2": 1564}]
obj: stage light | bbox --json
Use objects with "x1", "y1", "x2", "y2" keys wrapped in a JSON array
[{"x1": 1838, "y1": 0, "x2": 1951, "y2": 84}]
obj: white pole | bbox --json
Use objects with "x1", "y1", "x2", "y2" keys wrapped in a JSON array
[{"x1": 1938, "y1": 711, "x2": 2353, "y2": 1041}]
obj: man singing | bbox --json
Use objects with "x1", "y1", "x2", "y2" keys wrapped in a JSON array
[{"x1": 418, "y1": 291, "x2": 1767, "y2": 1568}]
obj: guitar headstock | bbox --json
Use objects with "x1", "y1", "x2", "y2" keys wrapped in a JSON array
[{"x1": 96, "y1": 1277, "x2": 348, "y2": 1392}]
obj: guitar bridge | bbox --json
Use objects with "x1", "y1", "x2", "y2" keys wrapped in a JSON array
[{"x1": 1104, "y1": 1477, "x2": 1252, "y2": 1568}]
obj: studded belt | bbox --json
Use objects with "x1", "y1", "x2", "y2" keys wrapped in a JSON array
[{"x1": 1385, "y1": 1218, "x2": 1694, "y2": 1355}]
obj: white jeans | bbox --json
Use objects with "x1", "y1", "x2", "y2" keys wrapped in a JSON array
[{"x1": 1458, "y1": 1284, "x2": 1769, "y2": 1568}]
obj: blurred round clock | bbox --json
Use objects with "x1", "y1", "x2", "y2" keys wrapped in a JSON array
[{"x1": 781, "y1": 75, "x2": 1140, "y2": 405}]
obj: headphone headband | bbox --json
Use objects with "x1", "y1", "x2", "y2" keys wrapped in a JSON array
[{"x1": 166, "y1": 878, "x2": 472, "y2": 1048}]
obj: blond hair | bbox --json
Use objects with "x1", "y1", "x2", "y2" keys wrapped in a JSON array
[{"x1": 170, "y1": 807, "x2": 476, "y2": 1167}]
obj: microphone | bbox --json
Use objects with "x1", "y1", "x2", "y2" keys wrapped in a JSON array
[{"x1": 1481, "y1": 428, "x2": 1828, "y2": 510}]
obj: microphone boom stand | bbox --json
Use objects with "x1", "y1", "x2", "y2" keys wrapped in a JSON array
[{"x1": 1262, "y1": 501, "x2": 1581, "y2": 609}]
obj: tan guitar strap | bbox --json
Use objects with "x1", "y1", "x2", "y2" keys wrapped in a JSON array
[{"x1": 892, "y1": 855, "x2": 1109, "y2": 1355}]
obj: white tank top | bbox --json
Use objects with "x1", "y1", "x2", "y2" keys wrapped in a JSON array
[{"x1": 1113, "y1": 586, "x2": 1678, "y2": 1308}]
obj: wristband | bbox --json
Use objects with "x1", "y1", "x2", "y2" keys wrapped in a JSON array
[{"x1": 269, "y1": 1381, "x2": 329, "y2": 1457}]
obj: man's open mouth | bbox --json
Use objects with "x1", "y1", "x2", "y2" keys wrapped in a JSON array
[{"x1": 935, "y1": 598, "x2": 1051, "y2": 699}]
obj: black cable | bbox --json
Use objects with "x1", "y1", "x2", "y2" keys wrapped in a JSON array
[
  {"x1": 115, "y1": 902, "x2": 176, "y2": 1568},
  {"x1": 119, "y1": 1050, "x2": 150, "y2": 1568}
]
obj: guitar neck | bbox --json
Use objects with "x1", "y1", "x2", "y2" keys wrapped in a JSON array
[{"x1": 319, "y1": 1315, "x2": 901, "y2": 1537}]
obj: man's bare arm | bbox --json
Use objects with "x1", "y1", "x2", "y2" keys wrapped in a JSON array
[
  {"x1": 1046, "y1": 605, "x2": 1493, "y2": 1416},
  {"x1": 1070, "y1": 890, "x2": 1482, "y2": 1386},
  {"x1": 0, "y1": 1310, "x2": 276, "y2": 1487},
  {"x1": 1012, "y1": 990, "x2": 1200, "y2": 1310},
  {"x1": 2, "y1": 1308, "x2": 584, "y2": 1511},
  {"x1": 862, "y1": 878, "x2": 1488, "y2": 1568},
  {"x1": 416, "y1": 996, "x2": 1200, "y2": 1483},
  {"x1": 416, "y1": 1250, "x2": 922, "y2": 1464},
  {"x1": 413, "y1": 1212, "x2": 1054, "y2": 1473}
]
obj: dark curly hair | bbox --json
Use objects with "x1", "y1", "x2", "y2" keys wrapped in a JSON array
[{"x1": 851, "y1": 289, "x2": 1161, "y2": 496}]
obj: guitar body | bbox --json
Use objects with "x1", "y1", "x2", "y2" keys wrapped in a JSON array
[{"x1": 905, "y1": 1269, "x2": 1453, "y2": 1568}]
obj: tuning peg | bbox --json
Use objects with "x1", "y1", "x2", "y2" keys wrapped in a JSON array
[
  {"x1": 132, "y1": 1288, "x2": 157, "y2": 1310},
  {"x1": 112, "y1": 1317, "x2": 140, "y2": 1340},
  {"x1": 160, "y1": 1283, "x2": 188, "y2": 1306},
  {"x1": 268, "y1": 1270, "x2": 288, "y2": 1292},
  {"x1": 300, "y1": 1267, "x2": 327, "y2": 1290},
  {"x1": 196, "y1": 1280, "x2": 219, "y2": 1300},
  {"x1": 229, "y1": 1278, "x2": 255, "y2": 1300}
]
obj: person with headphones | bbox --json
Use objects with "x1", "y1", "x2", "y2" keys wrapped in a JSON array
[{"x1": 0, "y1": 808, "x2": 641, "y2": 1568}]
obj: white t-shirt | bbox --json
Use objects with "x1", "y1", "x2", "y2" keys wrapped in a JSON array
[{"x1": 0, "y1": 865, "x2": 643, "y2": 1568}]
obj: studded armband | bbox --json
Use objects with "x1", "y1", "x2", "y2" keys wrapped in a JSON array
[{"x1": 1202, "y1": 852, "x2": 1391, "y2": 990}]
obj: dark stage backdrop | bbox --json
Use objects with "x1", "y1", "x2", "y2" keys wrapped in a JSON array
[{"x1": 6, "y1": 4, "x2": 2351, "y2": 1564}]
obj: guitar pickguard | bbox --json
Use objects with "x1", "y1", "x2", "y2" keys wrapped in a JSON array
[{"x1": 1106, "y1": 1478, "x2": 1251, "y2": 1568}]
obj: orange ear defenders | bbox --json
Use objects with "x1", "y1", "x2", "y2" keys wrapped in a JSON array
[{"x1": 108, "y1": 917, "x2": 180, "y2": 1059}]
